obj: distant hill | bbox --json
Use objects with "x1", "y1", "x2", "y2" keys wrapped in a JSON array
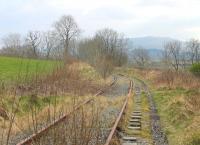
[
  {"x1": 148, "y1": 48, "x2": 163, "y2": 61},
  {"x1": 127, "y1": 36, "x2": 177, "y2": 50},
  {"x1": 127, "y1": 36, "x2": 179, "y2": 61}
]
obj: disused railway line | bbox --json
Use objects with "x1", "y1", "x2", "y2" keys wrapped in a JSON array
[
  {"x1": 16, "y1": 77, "x2": 117, "y2": 145},
  {"x1": 104, "y1": 80, "x2": 133, "y2": 145},
  {"x1": 134, "y1": 77, "x2": 168, "y2": 145},
  {"x1": 104, "y1": 76, "x2": 168, "y2": 145},
  {"x1": 17, "y1": 75, "x2": 138, "y2": 145}
]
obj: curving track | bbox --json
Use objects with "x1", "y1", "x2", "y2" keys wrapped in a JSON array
[
  {"x1": 104, "y1": 79, "x2": 133, "y2": 145},
  {"x1": 104, "y1": 76, "x2": 168, "y2": 145}
]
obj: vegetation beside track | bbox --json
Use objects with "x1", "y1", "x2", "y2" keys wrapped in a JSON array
[
  {"x1": 0, "y1": 57, "x2": 110, "y2": 144},
  {"x1": 119, "y1": 67, "x2": 200, "y2": 145}
]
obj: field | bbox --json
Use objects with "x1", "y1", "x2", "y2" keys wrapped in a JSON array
[{"x1": 0, "y1": 56, "x2": 58, "y2": 82}]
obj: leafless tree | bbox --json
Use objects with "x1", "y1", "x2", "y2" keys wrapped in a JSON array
[
  {"x1": 41, "y1": 31, "x2": 56, "y2": 59},
  {"x1": 164, "y1": 40, "x2": 182, "y2": 71},
  {"x1": 1, "y1": 33, "x2": 22, "y2": 56},
  {"x1": 25, "y1": 31, "x2": 41, "y2": 58},
  {"x1": 180, "y1": 51, "x2": 187, "y2": 69},
  {"x1": 77, "y1": 38, "x2": 98, "y2": 65},
  {"x1": 96, "y1": 55, "x2": 114, "y2": 79},
  {"x1": 53, "y1": 15, "x2": 80, "y2": 63},
  {"x1": 162, "y1": 47, "x2": 171, "y2": 68},
  {"x1": 131, "y1": 47, "x2": 150, "y2": 67},
  {"x1": 186, "y1": 39, "x2": 200, "y2": 64},
  {"x1": 94, "y1": 28, "x2": 127, "y2": 66},
  {"x1": 78, "y1": 28, "x2": 127, "y2": 78}
]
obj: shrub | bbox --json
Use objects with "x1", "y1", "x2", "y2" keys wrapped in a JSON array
[{"x1": 190, "y1": 63, "x2": 200, "y2": 77}]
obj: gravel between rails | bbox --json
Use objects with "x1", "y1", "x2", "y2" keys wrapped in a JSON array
[{"x1": 102, "y1": 75, "x2": 130, "y2": 98}]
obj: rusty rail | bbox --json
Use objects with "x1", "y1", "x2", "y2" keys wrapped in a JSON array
[
  {"x1": 17, "y1": 77, "x2": 117, "y2": 145},
  {"x1": 104, "y1": 80, "x2": 133, "y2": 145}
]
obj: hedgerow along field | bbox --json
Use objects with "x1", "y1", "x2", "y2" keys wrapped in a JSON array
[{"x1": 0, "y1": 56, "x2": 59, "y2": 82}]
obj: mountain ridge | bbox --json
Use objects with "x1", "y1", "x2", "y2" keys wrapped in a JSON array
[{"x1": 127, "y1": 36, "x2": 179, "y2": 50}]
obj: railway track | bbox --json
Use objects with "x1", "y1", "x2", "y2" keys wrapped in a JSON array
[
  {"x1": 104, "y1": 80, "x2": 133, "y2": 145},
  {"x1": 14, "y1": 75, "x2": 142, "y2": 145},
  {"x1": 104, "y1": 76, "x2": 168, "y2": 145},
  {"x1": 16, "y1": 77, "x2": 117, "y2": 145}
]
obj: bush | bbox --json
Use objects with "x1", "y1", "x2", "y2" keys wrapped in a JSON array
[{"x1": 190, "y1": 63, "x2": 200, "y2": 77}]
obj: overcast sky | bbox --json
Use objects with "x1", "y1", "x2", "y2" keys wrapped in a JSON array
[{"x1": 0, "y1": 0, "x2": 200, "y2": 41}]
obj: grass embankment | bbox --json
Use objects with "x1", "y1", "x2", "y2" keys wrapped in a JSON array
[
  {"x1": 123, "y1": 68, "x2": 200, "y2": 145},
  {"x1": 154, "y1": 88, "x2": 200, "y2": 145},
  {"x1": 0, "y1": 56, "x2": 58, "y2": 82}
]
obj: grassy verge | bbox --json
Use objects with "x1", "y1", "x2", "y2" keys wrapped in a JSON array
[
  {"x1": 116, "y1": 67, "x2": 200, "y2": 145},
  {"x1": 153, "y1": 88, "x2": 200, "y2": 145},
  {"x1": 140, "y1": 91, "x2": 152, "y2": 141}
]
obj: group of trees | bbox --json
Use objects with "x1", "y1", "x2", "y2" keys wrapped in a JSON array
[
  {"x1": 130, "y1": 39, "x2": 200, "y2": 71},
  {"x1": 0, "y1": 15, "x2": 80, "y2": 61},
  {"x1": 78, "y1": 29, "x2": 128, "y2": 79},
  {"x1": 2, "y1": 14, "x2": 199, "y2": 77},
  {"x1": 0, "y1": 15, "x2": 128, "y2": 79},
  {"x1": 131, "y1": 47, "x2": 150, "y2": 67},
  {"x1": 163, "y1": 39, "x2": 200, "y2": 71}
]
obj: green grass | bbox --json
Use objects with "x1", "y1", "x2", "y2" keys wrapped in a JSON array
[
  {"x1": 154, "y1": 88, "x2": 188, "y2": 125},
  {"x1": 153, "y1": 88, "x2": 200, "y2": 145},
  {"x1": 0, "y1": 56, "x2": 58, "y2": 82},
  {"x1": 140, "y1": 92, "x2": 152, "y2": 141}
]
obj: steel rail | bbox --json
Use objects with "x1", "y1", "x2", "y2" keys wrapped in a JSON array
[
  {"x1": 104, "y1": 80, "x2": 133, "y2": 145},
  {"x1": 17, "y1": 77, "x2": 117, "y2": 145}
]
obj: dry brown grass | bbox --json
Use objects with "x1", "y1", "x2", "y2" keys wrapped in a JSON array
[
  {"x1": 123, "y1": 67, "x2": 200, "y2": 145},
  {"x1": 133, "y1": 68, "x2": 200, "y2": 89},
  {"x1": 155, "y1": 70, "x2": 200, "y2": 89},
  {"x1": 0, "y1": 60, "x2": 106, "y2": 145}
]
